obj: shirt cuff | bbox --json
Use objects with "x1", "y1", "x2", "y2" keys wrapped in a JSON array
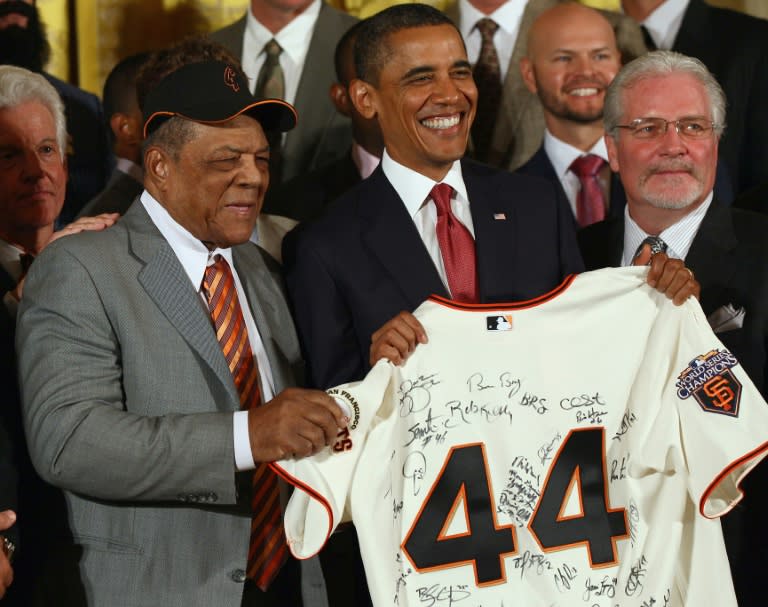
[{"x1": 233, "y1": 410, "x2": 256, "y2": 471}]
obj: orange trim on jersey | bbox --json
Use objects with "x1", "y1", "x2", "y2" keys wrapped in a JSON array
[
  {"x1": 269, "y1": 462, "x2": 334, "y2": 560},
  {"x1": 556, "y1": 467, "x2": 585, "y2": 522},
  {"x1": 437, "y1": 484, "x2": 471, "y2": 541},
  {"x1": 699, "y1": 439, "x2": 768, "y2": 519},
  {"x1": 428, "y1": 274, "x2": 578, "y2": 311}
]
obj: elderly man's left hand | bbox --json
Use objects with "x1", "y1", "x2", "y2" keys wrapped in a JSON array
[{"x1": 633, "y1": 243, "x2": 700, "y2": 305}]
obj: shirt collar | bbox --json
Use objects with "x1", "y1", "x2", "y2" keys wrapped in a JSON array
[
  {"x1": 245, "y1": 0, "x2": 321, "y2": 67},
  {"x1": 380, "y1": 149, "x2": 468, "y2": 218},
  {"x1": 622, "y1": 190, "x2": 713, "y2": 266},
  {"x1": 115, "y1": 157, "x2": 143, "y2": 183},
  {"x1": 458, "y1": 0, "x2": 527, "y2": 39},
  {"x1": 543, "y1": 129, "x2": 610, "y2": 181},
  {"x1": 140, "y1": 190, "x2": 235, "y2": 290},
  {"x1": 642, "y1": 0, "x2": 690, "y2": 50},
  {"x1": 0, "y1": 238, "x2": 24, "y2": 282},
  {"x1": 351, "y1": 141, "x2": 381, "y2": 180}
]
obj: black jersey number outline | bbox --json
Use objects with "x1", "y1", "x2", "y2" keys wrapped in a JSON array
[{"x1": 402, "y1": 428, "x2": 628, "y2": 585}]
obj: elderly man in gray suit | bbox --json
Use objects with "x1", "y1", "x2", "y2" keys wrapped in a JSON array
[
  {"x1": 210, "y1": 0, "x2": 357, "y2": 184},
  {"x1": 16, "y1": 38, "x2": 346, "y2": 607}
]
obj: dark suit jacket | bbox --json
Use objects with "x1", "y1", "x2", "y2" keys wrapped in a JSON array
[
  {"x1": 264, "y1": 149, "x2": 362, "y2": 223},
  {"x1": 0, "y1": 269, "x2": 18, "y2": 540},
  {"x1": 673, "y1": 0, "x2": 768, "y2": 195},
  {"x1": 577, "y1": 198, "x2": 768, "y2": 607},
  {"x1": 44, "y1": 74, "x2": 112, "y2": 224},
  {"x1": 283, "y1": 159, "x2": 585, "y2": 389},
  {"x1": 77, "y1": 168, "x2": 143, "y2": 218},
  {"x1": 210, "y1": 2, "x2": 357, "y2": 184},
  {"x1": 516, "y1": 146, "x2": 627, "y2": 226}
]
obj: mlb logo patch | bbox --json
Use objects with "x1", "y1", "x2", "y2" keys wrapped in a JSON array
[
  {"x1": 675, "y1": 349, "x2": 742, "y2": 417},
  {"x1": 486, "y1": 315, "x2": 513, "y2": 331}
]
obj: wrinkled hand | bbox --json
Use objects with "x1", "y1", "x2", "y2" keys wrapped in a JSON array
[
  {"x1": 0, "y1": 510, "x2": 15, "y2": 598},
  {"x1": 47, "y1": 212, "x2": 120, "y2": 246},
  {"x1": 633, "y1": 244, "x2": 700, "y2": 305},
  {"x1": 370, "y1": 311, "x2": 428, "y2": 367},
  {"x1": 248, "y1": 388, "x2": 349, "y2": 462},
  {"x1": 12, "y1": 213, "x2": 120, "y2": 301}
]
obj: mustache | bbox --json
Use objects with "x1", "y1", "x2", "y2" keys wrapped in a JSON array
[
  {"x1": 564, "y1": 77, "x2": 609, "y2": 91},
  {"x1": 646, "y1": 160, "x2": 696, "y2": 175}
]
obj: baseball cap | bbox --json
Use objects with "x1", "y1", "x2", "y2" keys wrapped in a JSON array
[{"x1": 142, "y1": 60, "x2": 297, "y2": 138}]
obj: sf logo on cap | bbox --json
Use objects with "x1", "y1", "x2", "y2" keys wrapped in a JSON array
[{"x1": 224, "y1": 66, "x2": 240, "y2": 92}]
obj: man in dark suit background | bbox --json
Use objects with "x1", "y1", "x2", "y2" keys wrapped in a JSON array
[
  {"x1": 443, "y1": 0, "x2": 647, "y2": 170},
  {"x1": 517, "y1": 3, "x2": 625, "y2": 228},
  {"x1": 210, "y1": 0, "x2": 357, "y2": 185},
  {"x1": 577, "y1": 50, "x2": 768, "y2": 607},
  {"x1": 622, "y1": 0, "x2": 768, "y2": 196},
  {"x1": 79, "y1": 52, "x2": 148, "y2": 218},
  {"x1": 264, "y1": 19, "x2": 383, "y2": 223},
  {"x1": 0, "y1": 0, "x2": 112, "y2": 223}
]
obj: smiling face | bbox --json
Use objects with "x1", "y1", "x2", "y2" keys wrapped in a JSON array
[
  {"x1": 0, "y1": 99, "x2": 67, "y2": 244},
  {"x1": 351, "y1": 24, "x2": 477, "y2": 181},
  {"x1": 606, "y1": 72, "x2": 718, "y2": 223},
  {"x1": 521, "y1": 4, "x2": 620, "y2": 127},
  {"x1": 145, "y1": 114, "x2": 271, "y2": 249}
]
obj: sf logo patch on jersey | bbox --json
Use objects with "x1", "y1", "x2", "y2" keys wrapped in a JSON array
[{"x1": 676, "y1": 349, "x2": 742, "y2": 417}]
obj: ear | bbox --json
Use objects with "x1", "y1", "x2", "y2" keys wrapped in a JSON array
[
  {"x1": 605, "y1": 133, "x2": 620, "y2": 173},
  {"x1": 519, "y1": 57, "x2": 538, "y2": 95},
  {"x1": 144, "y1": 147, "x2": 170, "y2": 190},
  {"x1": 330, "y1": 82, "x2": 352, "y2": 118},
  {"x1": 349, "y1": 78, "x2": 377, "y2": 120},
  {"x1": 109, "y1": 113, "x2": 129, "y2": 141}
]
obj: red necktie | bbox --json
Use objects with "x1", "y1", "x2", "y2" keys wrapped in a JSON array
[
  {"x1": 570, "y1": 154, "x2": 607, "y2": 227},
  {"x1": 431, "y1": 183, "x2": 478, "y2": 303},
  {"x1": 471, "y1": 18, "x2": 502, "y2": 162},
  {"x1": 202, "y1": 255, "x2": 287, "y2": 591}
]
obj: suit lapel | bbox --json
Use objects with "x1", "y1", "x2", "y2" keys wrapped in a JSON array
[
  {"x1": 685, "y1": 198, "x2": 738, "y2": 298},
  {"x1": 233, "y1": 245, "x2": 296, "y2": 393},
  {"x1": 126, "y1": 204, "x2": 239, "y2": 406},
  {"x1": 360, "y1": 169, "x2": 448, "y2": 308}
]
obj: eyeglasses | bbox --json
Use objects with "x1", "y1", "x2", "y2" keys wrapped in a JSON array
[{"x1": 613, "y1": 117, "x2": 718, "y2": 140}]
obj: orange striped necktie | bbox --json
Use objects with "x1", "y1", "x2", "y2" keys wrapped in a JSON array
[{"x1": 202, "y1": 255, "x2": 288, "y2": 591}]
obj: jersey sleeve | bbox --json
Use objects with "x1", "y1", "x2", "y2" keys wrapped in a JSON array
[
  {"x1": 274, "y1": 360, "x2": 394, "y2": 558},
  {"x1": 666, "y1": 300, "x2": 768, "y2": 518}
]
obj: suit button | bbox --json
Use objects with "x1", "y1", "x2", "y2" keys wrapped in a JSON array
[{"x1": 230, "y1": 568, "x2": 247, "y2": 583}]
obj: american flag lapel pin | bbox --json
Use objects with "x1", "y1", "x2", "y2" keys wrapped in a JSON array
[{"x1": 493, "y1": 212, "x2": 507, "y2": 220}]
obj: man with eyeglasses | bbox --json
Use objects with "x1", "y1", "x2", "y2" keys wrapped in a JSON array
[{"x1": 578, "y1": 49, "x2": 768, "y2": 607}]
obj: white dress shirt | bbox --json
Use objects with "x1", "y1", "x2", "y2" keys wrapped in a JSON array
[
  {"x1": 0, "y1": 238, "x2": 24, "y2": 318},
  {"x1": 141, "y1": 191, "x2": 274, "y2": 470},
  {"x1": 381, "y1": 150, "x2": 474, "y2": 298},
  {"x1": 543, "y1": 129, "x2": 611, "y2": 218},
  {"x1": 351, "y1": 141, "x2": 381, "y2": 180},
  {"x1": 115, "y1": 157, "x2": 143, "y2": 183},
  {"x1": 641, "y1": 0, "x2": 690, "y2": 50},
  {"x1": 241, "y1": 0, "x2": 321, "y2": 102},
  {"x1": 458, "y1": 0, "x2": 527, "y2": 81},
  {"x1": 621, "y1": 191, "x2": 713, "y2": 266}
]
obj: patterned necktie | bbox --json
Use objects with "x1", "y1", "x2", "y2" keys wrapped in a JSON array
[
  {"x1": 632, "y1": 235, "x2": 668, "y2": 264},
  {"x1": 202, "y1": 255, "x2": 287, "y2": 591},
  {"x1": 471, "y1": 18, "x2": 502, "y2": 162},
  {"x1": 255, "y1": 39, "x2": 284, "y2": 100},
  {"x1": 431, "y1": 183, "x2": 479, "y2": 303},
  {"x1": 570, "y1": 154, "x2": 607, "y2": 227}
]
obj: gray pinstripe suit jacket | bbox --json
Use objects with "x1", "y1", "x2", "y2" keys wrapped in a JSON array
[{"x1": 16, "y1": 201, "x2": 325, "y2": 606}]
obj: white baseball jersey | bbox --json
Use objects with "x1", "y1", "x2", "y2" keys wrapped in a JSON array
[{"x1": 275, "y1": 267, "x2": 768, "y2": 607}]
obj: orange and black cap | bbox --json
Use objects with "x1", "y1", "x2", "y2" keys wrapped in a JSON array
[{"x1": 142, "y1": 60, "x2": 297, "y2": 138}]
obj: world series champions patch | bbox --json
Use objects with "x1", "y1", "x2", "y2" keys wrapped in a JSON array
[{"x1": 676, "y1": 349, "x2": 742, "y2": 417}]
